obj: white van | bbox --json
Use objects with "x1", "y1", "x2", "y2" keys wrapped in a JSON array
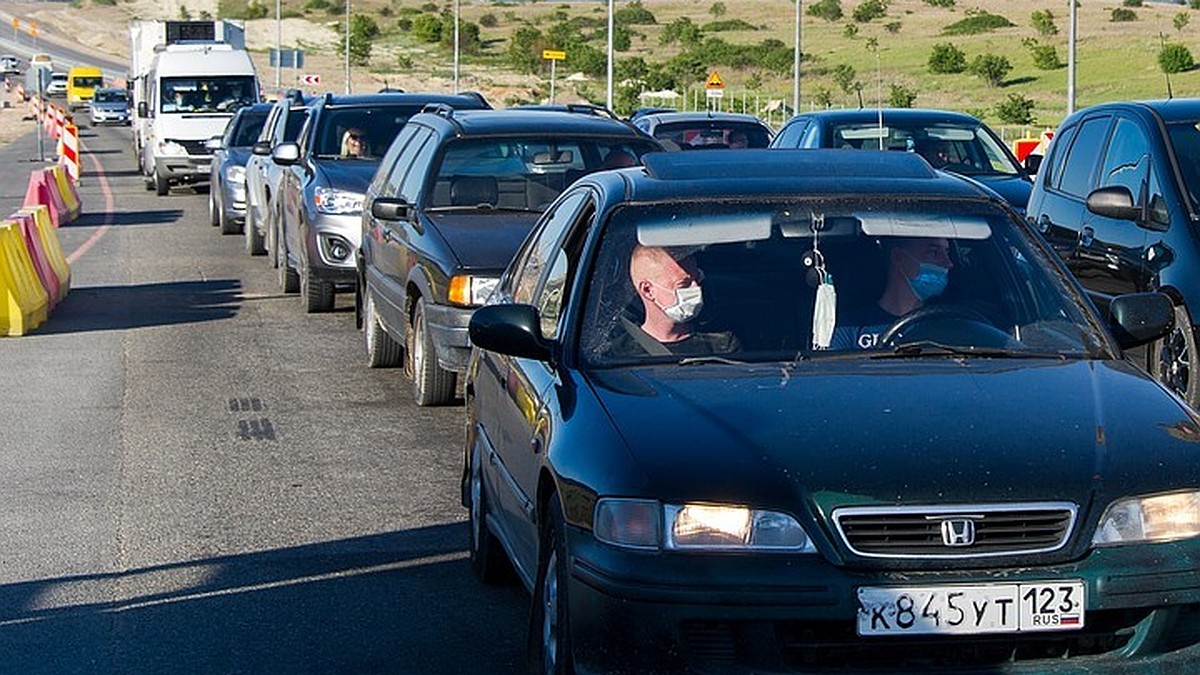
[{"x1": 138, "y1": 43, "x2": 259, "y2": 195}]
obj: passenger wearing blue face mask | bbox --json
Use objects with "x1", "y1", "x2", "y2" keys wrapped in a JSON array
[
  {"x1": 832, "y1": 237, "x2": 954, "y2": 350},
  {"x1": 611, "y1": 244, "x2": 740, "y2": 357}
]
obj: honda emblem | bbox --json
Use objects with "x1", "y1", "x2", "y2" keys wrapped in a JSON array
[{"x1": 940, "y1": 519, "x2": 976, "y2": 547}]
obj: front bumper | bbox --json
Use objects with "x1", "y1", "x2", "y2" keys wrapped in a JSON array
[
  {"x1": 424, "y1": 302, "x2": 474, "y2": 373},
  {"x1": 303, "y1": 212, "x2": 361, "y2": 289},
  {"x1": 90, "y1": 109, "x2": 129, "y2": 125},
  {"x1": 565, "y1": 528, "x2": 1200, "y2": 673},
  {"x1": 154, "y1": 153, "x2": 212, "y2": 182}
]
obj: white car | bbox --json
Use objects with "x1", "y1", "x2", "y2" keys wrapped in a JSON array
[
  {"x1": 45, "y1": 72, "x2": 67, "y2": 96},
  {"x1": 0, "y1": 54, "x2": 19, "y2": 75}
]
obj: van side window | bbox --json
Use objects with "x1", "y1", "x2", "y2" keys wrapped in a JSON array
[{"x1": 1057, "y1": 116, "x2": 1112, "y2": 198}]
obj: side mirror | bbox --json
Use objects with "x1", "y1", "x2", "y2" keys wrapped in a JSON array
[
  {"x1": 469, "y1": 304, "x2": 553, "y2": 362},
  {"x1": 204, "y1": 136, "x2": 223, "y2": 151},
  {"x1": 137, "y1": 101, "x2": 147, "y2": 117},
  {"x1": 272, "y1": 142, "x2": 300, "y2": 165},
  {"x1": 1023, "y1": 153, "x2": 1043, "y2": 176},
  {"x1": 252, "y1": 140, "x2": 272, "y2": 156},
  {"x1": 1108, "y1": 292, "x2": 1174, "y2": 350},
  {"x1": 370, "y1": 197, "x2": 411, "y2": 221},
  {"x1": 1086, "y1": 185, "x2": 1141, "y2": 223}
]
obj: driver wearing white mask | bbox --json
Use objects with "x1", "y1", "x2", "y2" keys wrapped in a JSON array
[{"x1": 614, "y1": 244, "x2": 739, "y2": 357}]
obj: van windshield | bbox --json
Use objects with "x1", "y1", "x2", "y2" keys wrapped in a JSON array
[
  {"x1": 72, "y1": 76, "x2": 103, "y2": 88},
  {"x1": 161, "y1": 76, "x2": 257, "y2": 114}
]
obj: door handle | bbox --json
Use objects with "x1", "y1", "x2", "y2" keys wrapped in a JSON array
[{"x1": 1079, "y1": 226, "x2": 1095, "y2": 248}]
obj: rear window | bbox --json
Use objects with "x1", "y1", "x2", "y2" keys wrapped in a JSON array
[{"x1": 652, "y1": 121, "x2": 771, "y2": 150}]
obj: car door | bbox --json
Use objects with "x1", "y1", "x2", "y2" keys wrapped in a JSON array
[
  {"x1": 1031, "y1": 115, "x2": 1112, "y2": 283},
  {"x1": 481, "y1": 189, "x2": 593, "y2": 570},
  {"x1": 248, "y1": 104, "x2": 282, "y2": 223},
  {"x1": 376, "y1": 126, "x2": 438, "y2": 333}
]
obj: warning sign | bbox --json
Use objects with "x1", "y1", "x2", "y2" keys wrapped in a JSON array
[{"x1": 705, "y1": 71, "x2": 724, "y2": 90}]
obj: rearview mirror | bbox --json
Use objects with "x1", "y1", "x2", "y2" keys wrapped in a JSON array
[
  {"x1": 272, "y1": 142, "x2": 300, "y2": 165},
  {"x1": 137, "y1": 101, "x2": 147, "y2": 117},
  {"x1": 1023, "y1": 153, "x2": 1043, "y2": 176},
  {"x1": 1108, "y1": 292, "x2": 1174, "y2": 350},
  {"x1": 469, "y1": 304, "x2": 553, "y2": 361},
  {"x1": 370, "y1": 197, "x2": 411, "y2": 221},
  {"x1": 252, "y1": 140, "x2": 272, "y2": 156},
  {"x1": 205, "y1": 136, "x2": 223, "y2": 151},
  {"x1": 1086, "y1": 186, "x2": 1140, "y2": 223}
]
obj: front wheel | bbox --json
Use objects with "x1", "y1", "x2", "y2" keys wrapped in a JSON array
[
  {"x1": 1151, "y1": 304, "x2": 1200, "y2": 408},
  {"x1": 408, "y1": 300, "x2": 457, "y2": 406},
  {"x1": 468, "y1": 442, "x2": 512, "y2": 584},
  {"x1": 154, "y1": 170, "x2": 169, "y2": 196},
  {"x1": 245, "y1": 205, "x2": 266, "y2": 256},
  {"x1": 531, "y1": 492, "x2": 574, "y2": 675},
  {"x1": 208, "y1": 183, "x2": 219, "y2": 226},
  {"x1": 301, "y1": 269, "x2": 335, "y2": 313}
]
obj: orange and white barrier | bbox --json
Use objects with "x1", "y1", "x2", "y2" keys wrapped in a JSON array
[{"x1": 58, "y1": 122, "x2": 80, "y2": 183}]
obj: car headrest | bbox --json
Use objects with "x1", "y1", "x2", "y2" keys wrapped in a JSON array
[{"x1": 450, "y1": 175, "x2": 498, "y2": 207}]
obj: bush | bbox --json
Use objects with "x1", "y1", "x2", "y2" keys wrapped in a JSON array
[
  {"x1": 969, "y1": 53, "x2": 1012, "y2": 86},
  {"x1": 1122, "y1": 0, "x2": 1143, "y2": 6},
  {"x1": 507, "y1": 26, "x2": 548, "y2": 75},
  {"x1": 1159, "y1": 43, "x2": 1195, "y2": 74},
  {"x1": 440, "y1": 19, "x2": 483, "y2": 56},
  {"x1": 995, "y1": 93, "x2": 1036, "y2": 125},
  {"x1": 660, "y1": 17, "x2": 702, "y2": 45},
  {"x1": 1192, "y1": 0, "x2": 1200, "y2": 10},
  {"x1": 1175, "y1": 12, "x2": 1190, "y2": 32},
  {"x1": 480, "y1": 13, "x2": 498, "y2": 28},
  {"x1": 1031, "y1": 10, "x2": 1057, "y2": 36},
  {"x1": 853, "y1": 0, "x2": 888, "y2": 23},
  {"x1": 1110, "y1": 8, "x2": 1137, "y2": 22},
  {"x1": 843, "y1": 23, "x2": 858, "y2": 39},
  {"x1": 885, "y1": 22, "x2": 901, "y2": 34},
  {"x1": 1028, "y1": 42, "x2": 1063, "y2": 70},
  {"x1": 420, "y1": 2, "x2": 437, "y2": 11},
  {"x1": 807, "y1": 0, "x2": 843, "y2": 22},
  {"x1": 888, "y1": 83, "x2": 916, "y2": 108},
  {"x1": 701, "y1": 19, "x2": 758, "y2": 32},
  {"x1": 710, "y1": 1, "x2": 727, "y2": 17},
  {"x1": 943, "y1": 10, "x2": 1014, "y2": 36},
  {"x1": 615, "y1": 1, "x2": 656, "y2": 25},
  {"x1": 923, "y1": 0, "x2": 954, "y2": 6},
  {"x1": 412, "y1": 13, "x2": 442, "y2": 43},
  {"x1": 927, "y1": 42, "x2": 967, "y2": 74},
  {"x1": 92, "y1": 0, "x2": 118, "y2": 5}
]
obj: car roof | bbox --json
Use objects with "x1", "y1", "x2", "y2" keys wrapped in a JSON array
[
  {"x1": 316, "y1": 91, "x2": 490, "y2": 109},
  {"x1": 786, "y1": 108, "x2": 985, "y2": 127},
  {"x1": 1075, "y1": 98, "x2": 1200, "y2": 124},
  {"x1": 640, "y1": 110, "x2": 771, "y2": 126},
  {"x1": 600, "y1": 149, "x2": 997, "y2": 203},
  {"x1": 239, "y1": 102, "x2": 274, "y2": 114},
  {"x1": 415, "y1": 108, "x2": 648, "y2": 137}
]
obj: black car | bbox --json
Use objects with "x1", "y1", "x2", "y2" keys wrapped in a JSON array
[
  {"x1": 207, "y1": 102, "x2": 270, "y2": 235},
  {"x1": 771, "y1": 108, "x2": 1033, "y2": 213},
  {"x1": 631, "y1": 109, "x2": 774, "y2": 150},
  {"x1": 1026, "y1": 99, "x2": 1200, "y2": 410},
  {"x1": 273, "y1": 92, "x2": 490, "y2": 313},
  {"x1": 359, "y1": 107, "x2": 662, "y2": 405},
  {"x1": 464, "y1": 149, "x2": 1200, "y2": 674}
]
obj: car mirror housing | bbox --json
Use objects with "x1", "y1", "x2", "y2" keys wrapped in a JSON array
[
  {"x1": 1086, "y1": 186, "x2": 1141, "y2": 223},
  {"x1": 469, "y1": 304, "x2": 553, "y2": 362},
  {"x1": 370, "y1": 197, "x2": 411, "y2": 221},
  {"x1": 1108, "y1": 292, "x2": 1174, "y2": 350},
  {"x1": 137, "y1": 101, "x2": 148, "y2": 118},
  {"x1": 252, "y1": 140, "x2": 272, "y2": 156},
  {"x1": 1023, "y1": 153, "x2": 1043, "y2": 176},
  {"x1": 272, "y1": 142, "x2": 300, "y2": 165},
  {"x1": 205, "y1": 136, "x2": 223, "y2": 151}
]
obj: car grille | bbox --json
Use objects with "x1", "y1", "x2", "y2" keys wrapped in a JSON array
[
  {"x1": 177, "y1": 139, "x2": 211, "y2": 156},
  {"x1": 833, "y1": 503, "x2": 1076, "y2": 558}
]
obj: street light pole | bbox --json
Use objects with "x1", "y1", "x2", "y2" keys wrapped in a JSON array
[
  {"x1": 1067, "y1": 0, "x2": 1077, "y2": 115},
  {"x1": 606, "y1": 0, "x2": 614, "y2": 111},
  {"x1": 793, "y1": 0, "x2": 801, "y2": 114},
  {"x1": 344, "y1": 0, "x2": 351, "y2": 94},
  {"x1": 275, "y1": 0, "x2": 282, "y2": 89},
  {"x1": 453, "y1": 0, "x2": 460, "y2": 93}
]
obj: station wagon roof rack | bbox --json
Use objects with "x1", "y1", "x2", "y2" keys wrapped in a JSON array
[{"x1": 421, "y1": 102, "x2": 457, "y2": 118}]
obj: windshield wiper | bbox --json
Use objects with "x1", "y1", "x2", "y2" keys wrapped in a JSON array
[
  {"x1": 870, "y1": 341, "x2": 1069, "y2": 360},
  {"x1": 427, "y1": 205, "x2": 538, "y2": 213},
  {"x1": 678, "y1": 355, "x2": 751, "y2": 366}
]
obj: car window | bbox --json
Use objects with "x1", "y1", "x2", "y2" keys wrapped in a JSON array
[
  {"x1": 372, "y1": 125, "x2": 420, "y2": 198},
  {"x1": 774, "y1": 119, "x2": 809, "y2": 148},
  {"x1": 313, "y1": 105, "x2": 425, "y2": 158},
  {"x1": 578, "y1": 196, "x2": 1108, "y2": 367},
  {"x1": 512, "y1": 191, "x2": 589, "y2": 307},
  {"x1": 229, "y1": 111, "x2": 268, "y2": 147},
  {"x1": 283, "y1": 108, "x2": 309, "y2": 143},
  {"x1": 825, "y1": 121, "x2": 1020, "y2": 176},
  {"x1": 652, "y1": 121, "x2": 771, "y2": 149},
  {"x1": 1098, "y1": 117, "x2": 1166, "y2": 226},
  {"x1": 1057, "y1": 116, "x2": 1111, "y2": 198},
  {"x1": 399, "y1": 131, "x2": 438, "y2": 204},
  {"x1": 1167, "y1": 120, "x2": 1200, "y2": 213},
  {"x1": 1042, "y1": 121, "x2": 1077, "y2": 189}
]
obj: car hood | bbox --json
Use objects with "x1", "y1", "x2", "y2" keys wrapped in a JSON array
[
  {"x1": 966, "y1": 173, "x2": 1032, "y2": 212},
  {"x1": 91, "y1": 102, "x2": 128, "y2": 111},
  {"x1": 586, "y1": 358, "x2": 1200, "y2": 514},
  {"x1": 427, "y1": 212, "x2": 541, "y2": 271},
  {"x1": 157, "y1": 114, "x2": 234, "y2": 141},
  {"x1": 313, "y1": 159, "x2": 379, "y2": 194}
]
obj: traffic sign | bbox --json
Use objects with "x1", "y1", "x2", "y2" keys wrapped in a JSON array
[
  {"x1": 705, "y1": 70, "x2": 724, "y2": 90},
  {"x1": 301, "y1": 74, "x2": 321, "y2": 85},
  {"x1": 542, "y1": 50, "x2": 566, "y2": 61},
  {"x1": 706, "y1": 88, "x2": 724, "y2": 99}
]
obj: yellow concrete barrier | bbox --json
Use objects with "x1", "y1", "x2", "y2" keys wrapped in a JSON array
[
  {"x1": 18, "y1": 205, "x2": 69, "y2": 302},
  {"x1": 49, "y1": 164, "x2": 81, "y2": 223},
  {"x1": 0, "y1": 222, "x2": 49, "y2": 336}
]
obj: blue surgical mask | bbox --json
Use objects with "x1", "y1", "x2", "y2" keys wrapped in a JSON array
[{"x1": 908, "y1": 262, "x2": 949, "y2": 301}]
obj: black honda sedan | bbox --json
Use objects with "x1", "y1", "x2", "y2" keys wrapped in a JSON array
[{"x1": 463, "y1": 149, "x2": 1200, "y2": 673}]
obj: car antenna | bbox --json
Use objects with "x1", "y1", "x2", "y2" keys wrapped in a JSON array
[{"x1": 1159, "y1": 32, "x2": 1174, "y2": 100}]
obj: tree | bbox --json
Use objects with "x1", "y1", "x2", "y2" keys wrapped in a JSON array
[
  {"x1": 507, "y1": 25, "x2": 548, "y2": 75},
  {"x1": 888, "y1": 83, "x2": 916, "y2": 108},
  {"x1": 336, "y1": 13, "x2": 379, "y2": 66},
  {"x1": 807, "y1": 0, "x2": 843, "y2": 22},
  {"x1": 1031, "y1": 10, "x2": 1058, "y2": 36},
  {"x1": 832, "y1": 63, "x2": 863, "y2": 106},
  {"x1": 1024, "y1": 40, "x2": 1063, "y2": 70},
  {"x1": 852, "y1": 0, "x2": 888, "y2": 23},
  {"x1": 614, "y1": 1, "x2": 656, "y2": 25},
  {"x1": 812, "y1": 86, "x2": 834, "y2": 108},
  {"x1": 927, "y1": 43, "x2": 966, "y2": 74},
  {"x1": 1159, "y1": 43, "x2": 1195, "y2": 75},
  {"x1": 660, "y1": 17, "x2": 702, "y2": 46},
  {"x1": 969, "y1": 53, "x2": 1011, "y2": 86},
  {"x1": 995, "y1": 93, "x2": 1036, "y2": 124},
  {"x1": 709, "y1": 2, "x2": 727, "y2": 18},
  {"x1": 1174, "y1": 12, "x2": 1189, "y2": 33},
  {"x1": 411, "y1": 13, "x2": 442, "y2": 43},
  {"x1": 1110, "y1": 8, "x2": 1137, "y2": 22}
]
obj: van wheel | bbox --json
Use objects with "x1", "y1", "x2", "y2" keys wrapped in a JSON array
[
  {"x1": 1151, "y1": 304, "x2": 1200, "y2": 408},
  {"x1": 408, "y1": 299, "x2": 456, "y2": 406},
  {"x1": 154, "y1": 171, "x2": 169, "y2": 196}
]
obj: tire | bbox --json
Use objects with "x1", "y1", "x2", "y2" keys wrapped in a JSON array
[
  {"x1": 531, "y1": 492, "x2": 574, "y2": 675},
  {"x1": 277, "y1": 237, "x2": 299, "y2": 293},
  {"x1": 245, "y1": 204, "x2": 266, "y2": 256},
  {"x1": 408, "y1": 300, "x2": 457, "y2": 406},
  {"x1": 1151, "y1": 304, "x2": 1200, "y2": 408},
  {"x1": 208, "y1": 183, "x2": 219, "y2": 226},
  {"x1": 363, "y1": 291, "x2": 402, "y2": 368},
  {"x1": 267, "y1": 211, "x2": 280, "y2": 269},
  {"x1": 302, "y1": 269, "x2": 335, "y2": 313},
  {"x1": 468, "y1": 442, "x2": 513, "y2": 584},
  {"x1": 154, "y1": 170, "x2": 169, "y2": 196}
]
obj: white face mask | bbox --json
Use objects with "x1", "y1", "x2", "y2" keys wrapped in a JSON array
[{"x1": 653, "y1": 283, "x2": 704, "y2": 323}]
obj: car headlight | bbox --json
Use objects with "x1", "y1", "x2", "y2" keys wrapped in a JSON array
[
  {"x1": 594, "y1": 498, "x2": 817, "y2": 552},
  {"x1": 225, "y1": 165, "x2": 245, "y2": 184},
  {"x1": 157, "y1": 140, "x2": 188, "y2": 156},
  {"x1": 313, "y1": 187, "x2": 364, "y2": 215},
  {"x1": 1093, "y1": 490, "x2": 1200, "y2": 546},
  {"x1": 448, "y1": 275, "x2": 499, "y2": 307}
]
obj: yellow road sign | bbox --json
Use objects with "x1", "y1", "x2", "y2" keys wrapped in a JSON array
[
  {"x1": 705, "y1": 70, "x2": 724, "y2": 90},
  {"x1": 542, "y1": 50, "x2": 566, "y2": 61}
]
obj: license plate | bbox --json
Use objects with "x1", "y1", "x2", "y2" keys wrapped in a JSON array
[{"x1": 857, "y1": 581, "x2": 1085, "y2": 636}]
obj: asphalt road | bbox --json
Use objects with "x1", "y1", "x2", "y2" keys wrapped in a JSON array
[{"x1": 0, "y1": 121, "x2": 529, "y2": 673}]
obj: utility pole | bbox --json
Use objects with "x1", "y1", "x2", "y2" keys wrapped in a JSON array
[
  {"x1": 606, "y1": 0, "x2": 614, "y2": 111},
  {"x1": 344, "y1": 0, "x2": 351, "y2": 94},
  {"x1": 1067, "y1": 0, "x2": 1077, "y2": 115},
  {"x1": 453, "y1": 0, "x2": 460, "y2": 93},
  {"x1": 275, "y1": 0, "x2": 282, "y2": 89},
  {"x1": 793, "y1": 0, "x2": 801, "y2": 114}
]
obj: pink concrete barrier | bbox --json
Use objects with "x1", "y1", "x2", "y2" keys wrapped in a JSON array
[
  {"x1": 11, "y1": 213, "x2": 60, "y2": 309},
  {"x1": 18, "y1": 205, "x2": 69, "y2": 301}
]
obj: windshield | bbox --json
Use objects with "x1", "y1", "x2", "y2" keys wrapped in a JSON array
[
  {"x1": 93, "y1": 89, "x2": 127, "y2": 104},
  {"x1": 652, "y1": 121, "x2": 772, "y2": 149},
  {"x1": 230, "y1": 111, "x2": 269, "y2": 147},
  {"x1": 1167, "y1": 120, "x2": 1200, "y2": 213},
  {"x1": 579, "y1": 196, "x2": 1107, "y2": 367},
  {"x1": 427, "y1": 136, "x2": 658, "y2": 210},
  {"x1": 160, "y1": 76, "x2": 257, "y2": 114},
  {"x1": 72, "y1": 76, "x2": 103, "y2": 88},
  {"x1": 825, "y1": 121, "x2": 1021, "y2": 177}
]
